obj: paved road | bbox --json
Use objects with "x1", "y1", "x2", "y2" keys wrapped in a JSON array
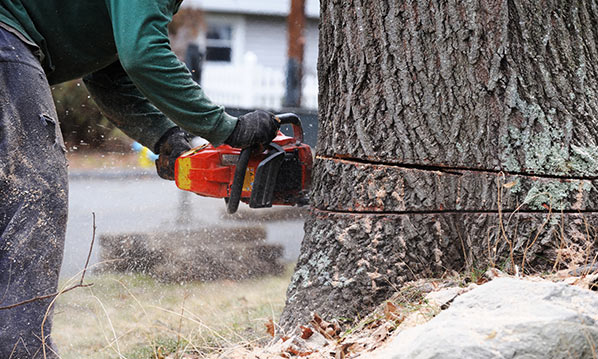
[{"x1": 61, "y1": 169, "x2": 305, "y2": 278}]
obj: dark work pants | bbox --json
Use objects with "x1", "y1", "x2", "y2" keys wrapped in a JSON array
[{"x1": 0, "y1": 28, "x2": 67, "y2": 358}]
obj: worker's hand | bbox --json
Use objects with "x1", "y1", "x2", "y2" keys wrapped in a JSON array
[
  {"x1": 155, "y1": 127, "x2": 192, "y2": 180},
  {"x1": 224, "y1": 110, "x2": 280, "y2": 148}
]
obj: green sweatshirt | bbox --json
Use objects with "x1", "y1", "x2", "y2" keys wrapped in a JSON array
[{"x1": 0, "y1": 0, "x2": 238, "y2": 150}]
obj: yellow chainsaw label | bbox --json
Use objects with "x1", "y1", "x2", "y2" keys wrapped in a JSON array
[{"x1": 176, "y1": 157, "x2": 192, "y2": 190}]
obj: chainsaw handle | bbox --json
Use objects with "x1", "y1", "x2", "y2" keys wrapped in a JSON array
[
  {"x1": 276, "y1": 113, "x2": 303, "y2": 143},
  {"x1": 226, "y1": 146, "x2": 252, "y2": 214},
  {"x1": 226, "y1": 113, "x2": 302, "y2": 214}
]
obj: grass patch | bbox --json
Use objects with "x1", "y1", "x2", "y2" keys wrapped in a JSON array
[{"x1": 52, "y1": 265, "x2": 293, "y2": 359}]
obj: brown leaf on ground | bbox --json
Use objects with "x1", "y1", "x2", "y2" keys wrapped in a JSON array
[
  {"x1": 384, "y1": 301, "x2": 405, "y2": 324},
  {"x1": 366, "y1": 319, "x2": 382, "y2": 330},
  {"x1": 266, "y1": 319, "x2": 276, "y2": 337},
  {"x1": 372, "y1": 323, "x2": 390, "y2": 343},
  {"x1": 476, "y1": 276, "x2": 489, "y2": 285},
  {"x1": 286, "y1": 345, "x2": 313, "y2": 357},
  {"x1": 311, "y1": 313, "x2": 324, "y2": 327},
  {"x1": 310, "y1": 313, "x2": 340, "y2": 340},
  {"x1": 300, "y1": 325, "x2": 314, "y2": 340},
  {"x1": 335, "y1": 343, "x2": 352, "y2": 359}
]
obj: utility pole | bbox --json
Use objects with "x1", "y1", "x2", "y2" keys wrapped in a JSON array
[{"x1": 283, "y1": 0, "x2": 306, "y2": 108}]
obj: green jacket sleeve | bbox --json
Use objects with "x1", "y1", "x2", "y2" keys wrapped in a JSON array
[
  {"x1": 104, "y1": 0, "x2": 237, "y2": 146},
  {"x1": 82, "y1": 60, "x2": 178, "y2": 152}
]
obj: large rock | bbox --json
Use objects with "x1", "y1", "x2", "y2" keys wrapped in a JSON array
[{"x1": 374, "y1": 278, "x2": 598, "y2": 359}]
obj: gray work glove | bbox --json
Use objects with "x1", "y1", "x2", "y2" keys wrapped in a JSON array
[
  {"x1": 224, "y1": 110, "x2": 280, "y2": 149},
  {"x1": 155, "y1": 127, "x2": 192, "y2": 180}
]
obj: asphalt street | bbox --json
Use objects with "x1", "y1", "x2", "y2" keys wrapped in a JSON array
[{"x1": 61, "y1": 169, "x2": 305, "y2": 279}]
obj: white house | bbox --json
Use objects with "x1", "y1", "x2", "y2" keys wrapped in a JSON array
[{"x1": 180, "y1": 0, "x2": 320, "y2": 110}]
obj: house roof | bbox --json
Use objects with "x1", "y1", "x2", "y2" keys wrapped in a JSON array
[{"x1": 181, "y1": 0, "x2": 320, "y2": 18}]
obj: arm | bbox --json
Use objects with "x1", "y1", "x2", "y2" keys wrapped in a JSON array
[
  {"x1": 105, "y1": 0, "x2": 237, "y2": 146},
  {"x1": 83, "y1": 60, "x2": 178, "y2": 152},
  {"x1": 84, "y1": 61, "x2": 192, "y2": 180}
]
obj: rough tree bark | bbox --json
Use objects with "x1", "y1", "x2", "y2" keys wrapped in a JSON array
[{"x1": 280, "y1": 0, "x2": 598, "y2": 329}]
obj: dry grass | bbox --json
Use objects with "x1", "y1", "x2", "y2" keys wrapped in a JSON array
[{"x1": 52, "y1": 266, "x2": 293, "y2": 359}]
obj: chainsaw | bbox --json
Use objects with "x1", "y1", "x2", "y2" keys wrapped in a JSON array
[{"x1": 175, "y1": 113, "x2": 313, "y2": 214}]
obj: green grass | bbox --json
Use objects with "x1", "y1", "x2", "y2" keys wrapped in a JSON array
[{"x1": 52, "y1": 266, "x2": 293, "y2": 359}]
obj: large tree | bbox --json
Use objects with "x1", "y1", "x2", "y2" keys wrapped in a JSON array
[{"x1": 281, "y1": 0, "x2": 598, "y2": 329}]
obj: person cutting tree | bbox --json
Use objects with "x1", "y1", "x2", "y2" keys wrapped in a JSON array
[{"x1": 0, "y1": 0, "x2": 280, "y2": 357}]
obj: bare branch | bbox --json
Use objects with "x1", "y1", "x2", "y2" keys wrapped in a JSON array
[{"x1": 80, "y1": 212, "x2": 97, "y2": 286}]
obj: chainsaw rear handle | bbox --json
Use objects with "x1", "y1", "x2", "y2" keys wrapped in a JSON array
[
  {"x1": 226, "y1": 113, "x2": 302, "y2": 214},
  {"x1": 276, "y1": 113, "x2": 304, "y2": 143}
]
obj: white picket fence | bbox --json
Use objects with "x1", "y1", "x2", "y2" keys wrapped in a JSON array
[{"x1": 202, "y1": 53, "x2": 318, "y2": 110}]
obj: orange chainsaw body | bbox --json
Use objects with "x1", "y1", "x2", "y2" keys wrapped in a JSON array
[{"x1": 175, "y1": 128, "x2": 312, "y2": 208}]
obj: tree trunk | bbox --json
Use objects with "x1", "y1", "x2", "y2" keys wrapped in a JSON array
[{"x1": 281, "y1": 0, "x2": 598, "y2": 329}]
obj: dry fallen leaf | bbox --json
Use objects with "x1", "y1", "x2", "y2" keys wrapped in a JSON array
[
  {"x1": 300, "y1": 325, "x2": 314, "y2": 340},
  {"x1": 312, "y1": 313, "x2": 325, "y2": 328},
  {"x1": 266, "y1": 319, "x2": 275, "y2": 337},
  {"x1": 310, "y1": 313, "x2": 340, "y2": 340},
  {"x1": 384, "y1": 301, "x2": 405, "y2": 324},
  {"x1": 286, "y1": 345, "x2": 313, "y2": 357},
  {"x1": 384, "y1": 301, "x2": 397, "y2": 320},
  {"x1": 335, "y1": 343, "x2": 352, "y2": 359},
  {"x1": 476, "y1": 276, "x2": 489, "y2": 285},
  {"x1": 372, "y1": 323, "x2": 390, "y2": 343}
]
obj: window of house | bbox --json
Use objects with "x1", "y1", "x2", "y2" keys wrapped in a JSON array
[{"x1": 206, "y1": 23, "x2": 233, "y2": 62}]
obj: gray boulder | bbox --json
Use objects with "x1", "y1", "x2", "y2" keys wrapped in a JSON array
[{"x1": 374, "y1": 278, "x2": 598, "y2": 359}]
